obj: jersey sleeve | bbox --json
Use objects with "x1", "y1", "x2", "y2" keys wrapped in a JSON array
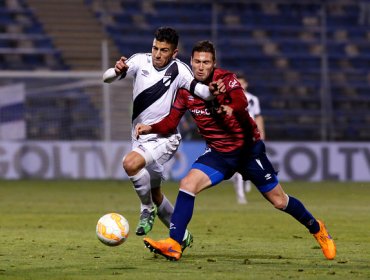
[
  {"x1": 122, "y1": 53, "x2": 142, "y2": 79},
  {"x1": 151, "y1": 89, "x2": 188, "y2": 134},
  {"x1": 102, "y1": 53, "x2": 142, "y2": 83},
  {"x1": 217, "y1": 73, "x2": 248, "y2": 113}
]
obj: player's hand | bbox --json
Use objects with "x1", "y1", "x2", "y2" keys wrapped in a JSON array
[
  {"x1": 135, "y1": 123, "x2": 153, "y2": 139},
  {"x1": 209, "y1": 79, "x2": 226, "y2": 96},
  {"x1": 114, "y1": 56, "x2": 129, "y2": 75},
  {"x1": 217, "y1": 105, "x2": 233, "y2": 116}
]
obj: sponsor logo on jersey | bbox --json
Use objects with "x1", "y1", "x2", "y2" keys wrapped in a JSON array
[
  {"x1": 265, "y1": 173, "x2": 272, "y2": 180},
  {"x1": 190, "y1": 108, "x2": 211, "y2": 116}
]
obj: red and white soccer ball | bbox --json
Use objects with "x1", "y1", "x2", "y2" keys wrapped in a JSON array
[{"x1": 96, "y1": 213, "x2": 129, "y2": 246}]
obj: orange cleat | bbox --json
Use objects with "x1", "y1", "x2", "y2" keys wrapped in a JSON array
[
  {"x1": 143, "y1": 237, "x2": 182, "y2": 261},
  {"x1": 313, "y1": 220, "x2": 336, "y2": 260}
]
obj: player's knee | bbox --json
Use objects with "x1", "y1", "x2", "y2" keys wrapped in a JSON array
[
  {"x1": 272, "y1": 195, "x2": 288, "y2": 210},
  {"x1": 179, "y1": 176, "x2": 197, "y2": 193},
  {"x1": 122, "y1": 156, "x2": 142, "y2": 176}
]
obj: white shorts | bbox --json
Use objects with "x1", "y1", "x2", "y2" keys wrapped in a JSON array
[{"x1": 132, "y1": 133, "x2": 181, "y2": 176}]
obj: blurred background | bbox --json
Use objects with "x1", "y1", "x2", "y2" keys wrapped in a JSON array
[{"x1": 0, "y1": 0, "x2": 369, "y2": 180}]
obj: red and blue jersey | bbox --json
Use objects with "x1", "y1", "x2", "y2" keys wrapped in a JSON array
[{"x1": 151, "y1": 68, "x2": 261, "y2": 153}]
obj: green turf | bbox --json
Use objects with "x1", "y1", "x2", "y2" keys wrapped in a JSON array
[{"x1": 0, "y1": 180, "x2": 369, "y2": 279}]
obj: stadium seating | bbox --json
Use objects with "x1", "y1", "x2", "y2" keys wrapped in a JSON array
[
  {"x1": 27, "y1": 90, "x2": 100, "y2": 140},
  {"x1": 1, "y1": 0, "x2": 369, "y2": 141},
  {"x1": 0, "y1": 0, "x2": 102, "y2": 140},
  {"x1": 0, "y1": 0, "x2": 67, "y2": 70},
  {"x1": 87, "y1": 0, "x2": 369, "y2": 141}
]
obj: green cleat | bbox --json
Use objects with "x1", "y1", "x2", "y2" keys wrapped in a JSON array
[
  {"x1": 135, "y1": 206, "x2": 157, "y2": 236},
  {"x1": 181, "y1": 231, "x2": 193, "y2": 252}
]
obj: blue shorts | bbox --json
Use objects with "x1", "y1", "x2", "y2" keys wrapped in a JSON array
[{"x1": 192, "y1": 141, "x2": 278, "y2": 193}]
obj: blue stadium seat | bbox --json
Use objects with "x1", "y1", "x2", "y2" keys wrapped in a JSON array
[{"x1": 88, "y1": 0, "x2": 369, "y2": 141}]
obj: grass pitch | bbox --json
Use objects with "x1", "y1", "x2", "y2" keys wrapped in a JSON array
[{"x1": 0, "y1": 180, "x2": 369, "y2": 280}]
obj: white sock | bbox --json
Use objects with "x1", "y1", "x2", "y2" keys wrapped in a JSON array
[
  {"x1": 129, "y1": 168, "x2": 154, "y2": 211},
  {"x1": 183, "y1": 229, "x2": 189, "y2": 241},
  {"x1": 157, "y1": 194, "x2": 174, "y2": 228},
  {"x1": 245, "y1": 180, "x2": 252, "y2": 193},
  {"x1": 233, "y1": 173, "x2": 246, "y2": 203}
]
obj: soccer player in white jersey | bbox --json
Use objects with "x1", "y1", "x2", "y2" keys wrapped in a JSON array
[
  {"x1": 103, "y1": 27, "x2": 221, "y2": 250},
  {"x1": 231, "y1": 75, "x2": 265, "y2": 204}
]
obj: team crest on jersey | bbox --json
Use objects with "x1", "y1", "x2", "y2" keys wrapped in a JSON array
[
  {"x1": 229, "y1": 79, "x2": 238, "y2": 88},
  {"x1": 162, "y1": 75, "x2": 172, "y2": 86}
]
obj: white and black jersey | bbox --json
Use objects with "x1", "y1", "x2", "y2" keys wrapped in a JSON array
[
  {"x1": 245, "y1": 91, "x2": 261, "y2": 119},
  {"x1": 116, "y1": 53, "x2": 211, "y2": 141}
]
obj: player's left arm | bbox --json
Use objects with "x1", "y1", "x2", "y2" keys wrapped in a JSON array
[
  {"x1": 252, "y1": 96, "x2": 265, "y2": 139},
  {"x1": 255, "y1": 115, "x2": 265, "y2": 140}
]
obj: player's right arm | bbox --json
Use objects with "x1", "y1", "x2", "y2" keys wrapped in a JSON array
[
  {"x1": 103, "y1": 56, "x2": 129, "y2": 83},
  {"x1": 103, "y1": 54, "x2": 143, "y2": 83}
]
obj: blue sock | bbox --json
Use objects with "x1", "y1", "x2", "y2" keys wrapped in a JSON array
[
  {"x1": 283, "y1": 196, "x2": 320, "y2": 234},
  {"x1": 169, "y1": 190, "x2": 195, "y2": 244}
]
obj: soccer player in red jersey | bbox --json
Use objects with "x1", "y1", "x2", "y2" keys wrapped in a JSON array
[{"x1": 136, "y1": 40, "x2": 336, "y2": 261}]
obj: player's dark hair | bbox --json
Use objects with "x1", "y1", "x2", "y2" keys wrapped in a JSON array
[
  {"x1": 155, "y1": 27, "x2": 179, "y2": 48},
  {"x1": 191, "y1": 40, "x2": 216, "y2": 61}
]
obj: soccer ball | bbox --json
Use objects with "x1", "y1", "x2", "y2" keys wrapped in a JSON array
[{"x1": 96, "y1": 213, "x2": 129, "y2": 246}]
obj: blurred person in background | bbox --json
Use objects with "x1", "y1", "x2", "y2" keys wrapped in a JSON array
[{"x1": 231, "y1": 74, "x2": 265, "y2": 204}]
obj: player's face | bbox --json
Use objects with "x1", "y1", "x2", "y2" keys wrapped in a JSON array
[
  {"x1": 190, "y1": 51, "x2": 215, "y2": 82},
  {"x1": 152, "y1": 39, "x2": 178, "y2": 69}
]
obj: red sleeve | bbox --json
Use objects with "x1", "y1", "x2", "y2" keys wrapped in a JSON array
[
  {"x1": 151, "y1": 89, "x2": 188, "y2": 134},
  {"x1": 215, "y1": 73, "x2": 247, "y2": 113}
]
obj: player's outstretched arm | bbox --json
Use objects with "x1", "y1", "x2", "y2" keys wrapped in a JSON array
[
  {"x1": 191, "y1": 79, "x2": 226, "y2": 101},
  {"x1": 103, "y1": 56, "x2": 129, "y2": 83}
]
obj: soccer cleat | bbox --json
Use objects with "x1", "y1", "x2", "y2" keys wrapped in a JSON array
[
  {"x1": 135, "y1": 206, "x2": 157, "y2": 236},
  {"x1": 143, "y1": 237, "x2": 182, "y2": 261},
  {"x1": 313, "y1": 220, "x2": 336, "y2": 260},
  {"x1": 181, "y1": 231, "x2": 193, "y2": 252}
]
